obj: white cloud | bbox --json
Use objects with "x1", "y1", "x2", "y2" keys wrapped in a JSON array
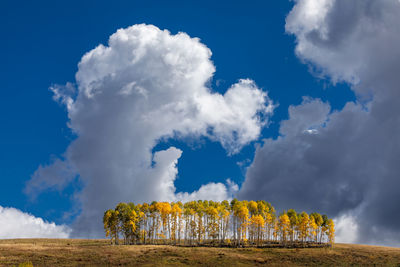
[
  {"x1": 286, "y1": 0, "x2": 400, "y2": 92},
  {"x1": 286, "y1": 0, "x2": 335, "y2": 40},
  {"x1": 0, "y1": 206, "x2": 71, "y2": 239},
  {"x1": 26, "y1": 24, "x2": 273, "y2": 237},
  {"x1": 334, "y1": 213, "x2": 359, "y2": 244},
  {"x1": 176, "y1": 179, "x2": 238, "y2": 203}
]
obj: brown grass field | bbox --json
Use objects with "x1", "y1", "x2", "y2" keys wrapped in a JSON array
[{"x1": 0, "y1": 239, "x2": 400, "y2": 266}]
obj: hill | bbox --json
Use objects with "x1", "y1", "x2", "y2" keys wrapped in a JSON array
[{"x1": 0, "y1": 239, "x2": 399, "y2": 266}]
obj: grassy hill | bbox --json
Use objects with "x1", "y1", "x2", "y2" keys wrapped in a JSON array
[{"x1": 0, "y1": 239, "x2": 399, "y2": 266}]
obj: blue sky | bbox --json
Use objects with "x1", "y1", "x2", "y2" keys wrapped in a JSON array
[
  {"x1": 2, "y1": 0, "x2": 400, "y2": 248},
  {"x1": 1, "y1": 0, "x2": 400, "y2": 247},
  {"x1": 0, "y1": 0, "x2": 356, "y2": 226}
]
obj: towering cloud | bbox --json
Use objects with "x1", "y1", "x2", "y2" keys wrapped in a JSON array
[
  {"x1": 239, "y1": 0, "x2": 400, "y2": 246},
  {"x1": 25, "y1": 24, "x2": 273, "y2": 237}
]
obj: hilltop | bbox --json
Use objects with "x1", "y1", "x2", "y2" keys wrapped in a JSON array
[{"x1": 1, "y1": 239, "x2": 400, "y2": 266}]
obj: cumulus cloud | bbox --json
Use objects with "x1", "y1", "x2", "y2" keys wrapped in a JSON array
[
  {"x1": 286, "y1": 0, "x2": 400, "y2": 95},
  {"x1": 335, "y1": 213, "x2": 359, "y2": 244},
  {"x1": 0, "y1": 206, "x2": 71, "y2": 238},
  {"x1": 26, "y1": 24, "x2": 273, "y2": 237},
  {"x1": 176, "y1": 179, "x2": 239, "y2": 202},
  {"x1": 239, "y1": 0, "x2": 400, "y2": 246}
]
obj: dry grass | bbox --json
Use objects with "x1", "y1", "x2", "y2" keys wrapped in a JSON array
[{"x1": 0, "y1": 239, "x2": 400, "y2": 266}]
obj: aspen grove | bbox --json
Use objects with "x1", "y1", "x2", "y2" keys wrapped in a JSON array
[{"x1": 103, "y1": 200, "x2": 335, "y2": 247}]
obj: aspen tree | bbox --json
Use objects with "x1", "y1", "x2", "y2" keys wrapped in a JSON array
[
  {"x1": 311, "y1": 213, "x2": 323, "y2": 243},
  {"x1": 150, "y1": 201, "x2": 161, "y2": 243},
  {"x1": 171, "y1": 203, "x2": 182, "y2": 245},
  {"x1": 265, "y1": 212, "x2": 273, "y2": 242},
  {"x1": 230, "y1": 198, "x2": 239, "y2": 243},
  {"x1": 309, "y1": 215, "x2": 318, "y2": 243},
  {"x1": 256, "y1": 200, "x2": 268, "y2": 217},
  {"x1": 310, "y1": 213, "x2": 322, "y2": 243},
  {"x1": 250, "y1": 214, "x2": 265, "y2": 246},
  {"x1": 287, "y1": 209, "x2": 298, "y2": 243},
  {"x1": 156, "y1": 202, "x2": 171, "y2": 242},
  {"x1": 195, "y1": 200, "x2": 205, "y2": 244},
  {"x1": 123, "y1": 203, "x2": 140, "y2": 244},
  {"x1": 177, "y1": 202, "x2": 183, "y2": 244},
  {"x1": 139, "y1": 203, "x2": 149, "y2": 244},
  {"x1": 273, "y1": 219, "x2": 279, "y2": 242},
  {"x1": 326, "y1": 219, "x2": 335, "y2": 246},
  {"x1": 206, "y1": 206, "x2": 219, "y2": 241},
  {"x1": 219, "y1": 200, "x2": 230, "y2": 243},
  {"x1": 183, "y1": 202, "x2": 192, "y2": 245},
  {"x1": 321, "y1": 214, "x2": 329, "y2": 243},
  {"x1": 233, "y1": 201, "x2": 249, "y2": 246},
  {"x1": 298, "y1": 212, "x2": 310, "y2": 244},
  {"x1": 248, "y1": 201, "x2": 258, "y2": 216},
  {"x1": 247, "y1": 201, "x2": 259, "y2": 243},
  {"x1": 103, "y1": 200, "x2": 334, "y2": 247},
  {"x1": 278, "y1": 213, "x2": 290, "y2": 244},
  {"x1": 103, "y1": 209, "x2": 119, "y2": 245}
]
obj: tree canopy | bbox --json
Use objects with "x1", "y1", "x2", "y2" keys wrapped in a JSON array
[{"x1": 103, "y1": 199, "x2": 335, "y2": 247}]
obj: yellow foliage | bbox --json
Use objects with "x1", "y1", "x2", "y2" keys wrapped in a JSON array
[{"x1": 103, "y1": 200, "x2": 335, "y2": 247}]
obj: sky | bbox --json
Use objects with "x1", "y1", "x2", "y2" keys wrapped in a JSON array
[{"x1": 0, "y1": 0, "x2": 399, "y2": 246}]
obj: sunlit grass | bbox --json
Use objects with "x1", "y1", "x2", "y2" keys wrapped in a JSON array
[{"x1": 1, "y1": 239, "x2": 399, "y2": 266}]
